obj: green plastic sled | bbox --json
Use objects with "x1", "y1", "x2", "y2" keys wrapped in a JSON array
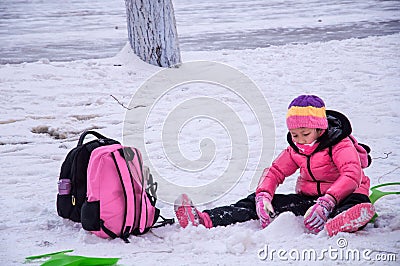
[
  {"x1": 369, "y1": 182, "x2": 400, "y2": 223},
  {"x1": 25, "y1": 250, "x2": 119, "y2": 266}
]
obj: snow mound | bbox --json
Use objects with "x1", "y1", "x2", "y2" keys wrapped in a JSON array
[
  {"x1": 111, "y1": 42, "x2": 159, "y2": 70},
  {"x1": 262, "y1": 212, "x2": 305, "y2": 239}
]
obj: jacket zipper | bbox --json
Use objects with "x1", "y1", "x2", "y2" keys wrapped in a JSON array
[{"x1": 306, "y1": 155, "x2": 322, "y2": 196}]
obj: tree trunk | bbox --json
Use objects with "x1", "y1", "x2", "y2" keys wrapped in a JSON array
[{"x1": 125, "y1": 0, "x2": 181, "y2": 67}]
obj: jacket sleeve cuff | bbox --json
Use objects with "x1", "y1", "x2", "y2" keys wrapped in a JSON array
[{"x1": 326, "y1": 179, "x2": 358, "y2": 203}]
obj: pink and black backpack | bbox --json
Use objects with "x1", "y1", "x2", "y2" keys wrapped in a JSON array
[
  {"x1": 80, "y1": 144, "x2": 173, "y2": 242},
  {"x1": 56, "y1": 131, "x2": 119, "y2": 222}
]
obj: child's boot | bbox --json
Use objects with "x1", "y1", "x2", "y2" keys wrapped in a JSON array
[
  {"x1": 325, "y1": 203, "x2": 375, "y2": 236},
  {"x1": 174, "y1": 194, "x2": 212, "y2": 228}
]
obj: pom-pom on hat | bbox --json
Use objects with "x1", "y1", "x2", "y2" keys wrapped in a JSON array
[{"x1": 286, "y1": 95, "x2": 328, "y2": 130}]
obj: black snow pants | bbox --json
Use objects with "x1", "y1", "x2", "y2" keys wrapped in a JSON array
[{"x1": 203, "y1": 193, "x2": 370, "y2": 227}]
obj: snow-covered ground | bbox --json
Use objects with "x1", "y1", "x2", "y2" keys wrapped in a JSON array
[
  {"x1": 1, "y1": 34, "x2": 399, "y2": 265},
  {"x1": 1, "y1": 1, "x2": 400, "y2": 265}
]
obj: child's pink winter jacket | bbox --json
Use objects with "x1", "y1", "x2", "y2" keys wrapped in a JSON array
[{"x1": 256, "y1": 110, "x2": 370, "y2": 203}]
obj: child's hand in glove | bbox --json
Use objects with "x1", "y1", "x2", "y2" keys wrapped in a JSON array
[
  {"x1": 255, "y1": 192, "x2": 275, "y2": 228},
  {"x1": 304, "y1": 194, "x2": 336, "y2": 233}
]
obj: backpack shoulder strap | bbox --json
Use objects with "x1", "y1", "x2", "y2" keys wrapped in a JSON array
[
  {"x1": 143, "y1": 165, "x2": 158, "y2": 205},
  {"x1": 152, "y1": 215, "x2": 175, "y2": 228},
  {"x1": 125, "y1": 147, "x2": 150, "y2": 234},
  {"x1": 111, "y1": 150, "x2": 136, "y2": 243}
]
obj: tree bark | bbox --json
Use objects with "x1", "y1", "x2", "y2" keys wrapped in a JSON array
[{"x1": 125, "y1": 0, "x2": 181, "y2": 67}]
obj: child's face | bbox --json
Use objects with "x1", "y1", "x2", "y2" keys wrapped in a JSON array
[{"x1": 289, "y1": 128, "x2": 321, "y2": 144}]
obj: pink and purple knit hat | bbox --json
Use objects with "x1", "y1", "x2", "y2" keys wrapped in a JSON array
[{"x1": 286, "y1": 95, "x2": 328, "y2": 130}]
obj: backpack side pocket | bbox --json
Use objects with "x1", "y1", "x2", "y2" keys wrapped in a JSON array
[{"x1": 81, "y1": 200, "x2": 100, "y2": 231}]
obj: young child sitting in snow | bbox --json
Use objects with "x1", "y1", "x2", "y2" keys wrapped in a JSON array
[{"x1": 174, "y1": 95, "x2": 375, "y2": 236}]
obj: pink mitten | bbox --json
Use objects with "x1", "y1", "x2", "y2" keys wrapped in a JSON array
[
  {"x1": 255, "y1": 192, "x2": 275, "y2": 228},
  {"x1": 304, "y1": 194, "x2": 336, "y2": 233}
]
